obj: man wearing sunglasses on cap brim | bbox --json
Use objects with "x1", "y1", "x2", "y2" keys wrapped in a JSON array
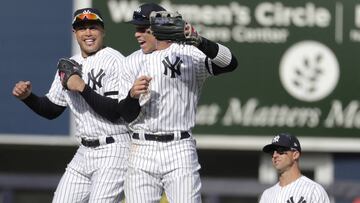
[
  {"x1": 85, "y1": 2, "x2": 238, "y2": 203},
  {"x1": 13, "y1": 8, "x2": 144, "y2": 203},
  {"x1": 259, "y1": 133, "x2": 330, "y2": 203},
  {"x1": 74, "y1": 2, "x2": 238, "y2": 203}
]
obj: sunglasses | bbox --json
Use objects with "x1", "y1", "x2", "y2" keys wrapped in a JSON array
[
  {"x1": 269, "y1": 147, "x2": 296, "y2": 155},
  {"x1": 72, "y1": 13, "x2": 103, "y2": 24}
]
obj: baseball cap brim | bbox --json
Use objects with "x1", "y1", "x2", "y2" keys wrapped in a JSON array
[
  {"x1": 262, "y1": 143, "x2": 290, "y2": 153},
  {"x1": 73, "y1": 20, "x2": 104, "y2": 29},
  {"x1": 127, "y1": 19, "x2": 150, "y2": 26}
]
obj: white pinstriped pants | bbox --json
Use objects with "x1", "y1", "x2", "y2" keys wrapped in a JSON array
[
  {"x1": 125, "y1": 137, "x2": 202, "y2": 203},
  {"x1": 52, "y1": 139, "x2": 130, "y2": 203}
]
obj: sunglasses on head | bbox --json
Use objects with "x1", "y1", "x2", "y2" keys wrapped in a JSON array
[{"x1": 72, "y1": 13, "x2": 103, "y2": 24}]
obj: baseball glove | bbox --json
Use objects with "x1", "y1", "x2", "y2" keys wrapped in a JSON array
[
  {"x1": 57, "y1": 58, "x2": 82, "y2": 90},
  {"x1": 149, "y1": 11, "x2": 188, "y2": 42},
  {"x1": 150, "y1": 11, "x2": 202, "y2": 46}
]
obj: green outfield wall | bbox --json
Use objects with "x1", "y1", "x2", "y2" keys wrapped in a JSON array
[{"x1": 94, "y1": 0, "x2": 360, "y2": 138}]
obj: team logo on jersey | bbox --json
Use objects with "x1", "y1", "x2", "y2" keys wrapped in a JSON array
[
  {"x1": 287, "y1": 196, "x2": 306, "y2": 203},
  {"x1": 162, "y1": 56, "x2": 183, "y2": 78},
  {"x1": 87, "y1": 69, "x2": 105, "y2": 90}
]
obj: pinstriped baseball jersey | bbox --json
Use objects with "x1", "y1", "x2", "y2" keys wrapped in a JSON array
[
  {"x1": 118, "y1": 43, "x2": 212, "y2": 133},
  {"x1": 259, "y1": 176, "x2": 330, "y2": 203},
  {"x1": 51, "y1": 46, "x2": 131, "y2": 203},
  {"x1": 46, "y1": 47, "x2": 128, "y2": 139},
  {"x1": 120, "y1": 42, "x2": 213, "y2": 203}
]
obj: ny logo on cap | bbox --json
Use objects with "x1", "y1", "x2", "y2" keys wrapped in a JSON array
[
  {"x1": 82, "y1": 10, "x2": 92, "y2": 14},
  {"x1": 135, "y1": 7, "x2": 141, "y2": 13},
  {"x1": 272, "y1": 135, "x2": 280, "y2": 143}
]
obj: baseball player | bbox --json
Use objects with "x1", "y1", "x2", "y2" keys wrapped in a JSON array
[
  {"x1": 259, "y1": 133, "x2": 330, "y2": 203},
  {"x1": 94, "y1": 3, "x2": 237, "y2": 202},
  {"x1": 12, "y1": 8, "x2": 143, "y2": 203}
]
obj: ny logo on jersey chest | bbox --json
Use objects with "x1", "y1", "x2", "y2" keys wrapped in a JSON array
[
  {"x1": 162, "y1": 56, "x2": 183, "y2": 78},
  {"x1": 287, "y1": 196, "x2": 306, "y2": 203},
  {"x1": 87, "y1": 69, "x2": 105, "y2": 90}
]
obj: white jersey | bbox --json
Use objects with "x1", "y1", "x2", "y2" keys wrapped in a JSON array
[
  {"x1": 259, "y1": 176, "x2": 330, "y2": 203},
  {"x1": 118, "y1": 43, "x2": 212, "y2": 134},
  {"x1": 46, "y1": 47, "x2": 128, "y2": 139}
]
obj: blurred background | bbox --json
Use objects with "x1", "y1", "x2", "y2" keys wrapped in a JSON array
[{"x1": 1, "y1": 0, "x2": 360, "y2": 202}]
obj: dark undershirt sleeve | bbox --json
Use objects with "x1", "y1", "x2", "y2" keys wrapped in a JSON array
[
  {"x1": 80, "y1": 85, "x2": 140, "y2": 123},
  {"x1": 211, "y1": 54, "x2": 238, "y2": 75},
  {"x1": 22, "y1": 93, "x2": 66, "y2": 120},
  {"x1": 197, "y1": 37, "x2": 219, "y2": 59},
  {"x1": 197, "y1": 37, "x2": 238, "y2": 75}
]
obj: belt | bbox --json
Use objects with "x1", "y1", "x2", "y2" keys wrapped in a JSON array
[
  {"x1": 81, "y1": 137, "x2": 115, "y2": 148},
  {"x1": 132, "y1": 132, "x2": 190, "y2": 142}
]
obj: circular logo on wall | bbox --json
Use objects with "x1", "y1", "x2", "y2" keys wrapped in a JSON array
[{"x1": 279, "y1": 40, "x2": 340, "y2": 102}]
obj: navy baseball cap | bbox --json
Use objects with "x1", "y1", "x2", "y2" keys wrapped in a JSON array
[
  {"x1": 263, "y1": 133, "x2": 301, "y2": 153},
  {"x1": 128, "y1": 3, "x2": 166, "y2": 26},
  {"x1": 72, "y1": 8, "x2": 104, "y2": 28}
]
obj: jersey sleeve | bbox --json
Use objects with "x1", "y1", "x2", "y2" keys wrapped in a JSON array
[
  {"x1": 102, "y1": 53, "x2": 124, "y2": 99},
  {"x1": 191, "y1": 46, "x2": 213, "y2": 83},
  {"x1": 311, "y1": 184, "x2": 331, "y2": 203},
  {"x1": 97, "y1": 47, "x2": 124, "y2": 99},
  {"x1": 258, "y1": 189, "x2": 269, "y2": 203},
  {"x1": 118, "y1": 52, "x2": 142, "y2": 101},
  {"x1": 46, "y1": 72, "x2": 67, "y2": 107}
]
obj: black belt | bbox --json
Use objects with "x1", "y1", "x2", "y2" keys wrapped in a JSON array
[
  {"x1": 132, "y1": 132, "x2": 190, "y2": 142},
  {"x1": 81, "y1": 137, "x2": 115, "y2": 148}
]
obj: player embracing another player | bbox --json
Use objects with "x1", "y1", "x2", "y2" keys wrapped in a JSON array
[
  {"x1": 76, "y1": 3, "x2": 238, "y2": 202},
  {"x1": 12, "y1": 8, "x2": 144, "y2": 203}
]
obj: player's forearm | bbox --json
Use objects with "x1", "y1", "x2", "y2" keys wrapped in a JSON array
[
  {"x1": 80, "y1": 85, "x2": 140, "y2": 123},
  {"x1": 118, "y1": 92, "x2": 141, "y2": 122},
  {"x1": 22, "y1": 93, "x2": 65, "y2": 119},
  {"x1": 197, "y1": 37, "x2": 238, "y2": 75},
  {"x1": 197, "y1": 37, "x2": 218, "y2": 59}
]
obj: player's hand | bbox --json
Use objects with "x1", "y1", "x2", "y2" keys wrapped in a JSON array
[
  {"x1": 66, "y1": 75, "x2": 86, "y2": 92},
  {"x1": 130, "y1": 76, "x2": 152, "y2": 99},
  {"x1": 184, "y1": 22, "x2": 202, "y2": 46},
  {"x1": 12, "y1": 81, "x2": 32, "y2": 100}
]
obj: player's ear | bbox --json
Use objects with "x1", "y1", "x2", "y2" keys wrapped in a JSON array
[
  {"x1": 293, "y1": 150, "x2": 300, "y2": 160},
  {"x1": 146, "y1": 28, "x2": 152, "y2": 35}
]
